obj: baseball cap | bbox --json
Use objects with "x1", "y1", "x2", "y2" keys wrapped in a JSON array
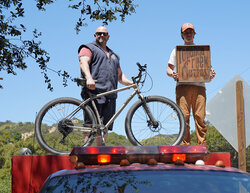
[{"x1": 181, "y1": 23, "x2": 195, "y2": 32}]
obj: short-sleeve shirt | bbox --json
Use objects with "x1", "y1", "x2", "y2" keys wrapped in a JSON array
[
  {"x1": 78, "y1": 47, "x2": 93, "y2": 58},
  {"x1": 78, "y1": 47, "x2": 121, "y2": 68}
]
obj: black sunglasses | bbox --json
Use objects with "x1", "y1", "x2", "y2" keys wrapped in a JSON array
[{"x1": 95, "y1": 32, "x2": 109, "y2": 36}]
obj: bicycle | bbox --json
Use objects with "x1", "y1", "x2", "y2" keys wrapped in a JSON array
[{"x1": 35, "y1": 63, "x2": 186, "y2": 155}]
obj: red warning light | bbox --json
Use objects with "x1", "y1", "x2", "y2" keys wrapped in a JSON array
[
  {"x1": 111, "y1": 147, "x2": 125, "y2": 154},
  {"x1": 159, "y1": 147, "x2": 168, "y2": 154},
  {"x1": 112, "y1": 148, "x2": 118, "y2": 154},
  {"x1": 70, "y1": 145, "x2": 209, "y2": 165},
  {"x1": 87, "y1": 147, "x2": 99, "y2": 154}
]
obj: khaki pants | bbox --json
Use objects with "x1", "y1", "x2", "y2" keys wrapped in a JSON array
[{"x1": 176, "y1": 85, "x2": 207, "y2": 145}]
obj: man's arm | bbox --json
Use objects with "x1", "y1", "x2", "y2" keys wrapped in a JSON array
[
  {"x1": 79, "y1": 56, "x2": 96, "y2": 90},
  {"x1": 210, "y1": 67, "x2": 216, "y2": 79},
  {"x1": 167, "y1": 63, "x2": 178, "y2": 81},
  {"x1": 117, "y1": 66, "x2": 133, "y2": 86}
]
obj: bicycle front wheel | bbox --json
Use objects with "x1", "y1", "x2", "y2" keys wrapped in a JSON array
[
  {"x1": 125, "y1": 96, "x2": 186, "y2": 146},
  {"x1": 35, "y1": 97, "x2": 97, "y2": 155}
]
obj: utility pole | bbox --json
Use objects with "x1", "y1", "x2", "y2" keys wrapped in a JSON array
[{"x1": 236, "y1": 80, "x2": 246, "y2": 171}]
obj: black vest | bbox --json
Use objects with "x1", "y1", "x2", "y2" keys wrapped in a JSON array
[{"x1": 78, "y1": 41, "x2": 119, "y2": 100}]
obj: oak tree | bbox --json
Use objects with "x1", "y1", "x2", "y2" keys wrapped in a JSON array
[{"x1": 0, "y1": 0, "x2": 137, "y2": 90}]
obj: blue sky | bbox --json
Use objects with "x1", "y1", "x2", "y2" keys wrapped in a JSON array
[{"x1": 1, "y1": 0, "x2": 250, "y2": 136}]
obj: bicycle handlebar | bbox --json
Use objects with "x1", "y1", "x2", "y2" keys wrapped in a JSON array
[
  {"x1": 136, "y1": 62, "x2": 146, "y2": 72},
  {"x1": 132, "y1": 62, "x2": 147, "y2": 84}
]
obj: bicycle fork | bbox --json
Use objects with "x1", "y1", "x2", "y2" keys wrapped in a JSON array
[{"x1": 138, "y1": 93, "x2": 159, "y2": 128}]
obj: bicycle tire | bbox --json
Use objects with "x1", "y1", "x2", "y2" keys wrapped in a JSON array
[
  {"x1": 35, "y1": 97, "x2": 97, "y2": 155},
  {"x1": 125, "y1": 96, "x2": 186, "y2": 146}
]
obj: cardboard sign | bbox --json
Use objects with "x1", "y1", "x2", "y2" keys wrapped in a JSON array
[{"x1": 176, "y1": 45, "x2": 211, "y2": 82}]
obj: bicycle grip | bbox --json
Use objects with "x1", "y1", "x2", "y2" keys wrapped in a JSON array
[
  {"x1": 74, "y1": 78, "x2": 98, "y2": 87},
  {"x1": 136, "y1": 62, "x2": 142, "y2": 69},
  {"x1": 136, "y1": 62, "x2": 146, "y2": 71}
]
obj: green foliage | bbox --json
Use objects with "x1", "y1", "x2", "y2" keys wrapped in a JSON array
[
  {"x1": 0, "y1": 121, "x2": 34, "y2": 146},
  {"x1": 0, "y1": 121, "x2": 34, "y2": 132},
  {"x1": 141, "y1": 134, "x2": 178, "y2": 145},
  {"x1": 247, "y1": 146, "x2": 250, "y2": 172},
  {"x1": 0, "y1": 169, "x2": 11, "y2": 193},
  {"x1": 106, "y1": 132, "x2": 132, "y2": 146},
  {"x1": 69, "y1": 0, "x2": 137, "y2": 34},
  {"x1": 0, "y1": 0, "x2": 137, "y2": 89}
]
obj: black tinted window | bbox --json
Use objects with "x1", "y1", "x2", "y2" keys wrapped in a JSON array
[{"x1": 41, "y1": 170, "x2": 250, "y2": 193}]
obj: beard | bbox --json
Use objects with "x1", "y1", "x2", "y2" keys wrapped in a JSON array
[{"x1": 97, "y1": 37, "x2": 106, "y2": 44}]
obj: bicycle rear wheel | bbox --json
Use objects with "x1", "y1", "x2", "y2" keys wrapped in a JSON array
[
  {"x1": 35, "y1": 97, "x2": 97, "y2": 155},
  {"x1": 125, "y1": 96, "x2": 186, "y2": 146}
]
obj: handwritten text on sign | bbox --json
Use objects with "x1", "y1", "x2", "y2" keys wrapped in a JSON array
[{"x1": 176, "y1": 45, "x2": 211, "y2": 82}]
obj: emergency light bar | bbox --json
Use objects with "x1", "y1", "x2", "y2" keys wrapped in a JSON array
[{"x1": 69, "y1": 145, "x2": 209, "y2": 166}]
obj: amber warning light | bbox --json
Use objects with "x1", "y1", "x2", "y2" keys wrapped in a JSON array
[
  {"x1": 97, "y1": 154, "x2": 111, "y2": 164},
  {"x1": 69, "y1": 145, "x2": 209, "y2": 166}
]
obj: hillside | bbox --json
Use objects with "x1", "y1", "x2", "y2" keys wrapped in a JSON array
[{"x1": 0, "y1": 121, "x2": 34, "y2": 131}]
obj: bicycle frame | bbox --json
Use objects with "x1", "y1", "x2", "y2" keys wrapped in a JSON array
[{"x1": 65, "y1": 82, "x2": 157, "y2": 132}]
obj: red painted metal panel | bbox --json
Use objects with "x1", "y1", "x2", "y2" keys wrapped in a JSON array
[
  {"x1": 205, "y1": 152, "x2": 231, "y2": 167},
  {"x1": 11, "y1": 155, "x2": 74, "y2": 193}
]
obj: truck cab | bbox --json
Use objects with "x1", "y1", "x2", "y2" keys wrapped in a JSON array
[{"x1": 38, "y1": 145, "x2": 250, "y2": 193}]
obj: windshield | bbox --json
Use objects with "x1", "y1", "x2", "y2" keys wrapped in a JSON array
[{"x1": 40, "y1": 170, "x2": 250, "y2": 193}]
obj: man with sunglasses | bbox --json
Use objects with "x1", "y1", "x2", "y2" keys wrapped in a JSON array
[
  {"x1": 78, "y1": 26, "x2": 133, "y2": 145},
  {"x1": 166, "y1": 23, "x2": 216, "y2": 146}
]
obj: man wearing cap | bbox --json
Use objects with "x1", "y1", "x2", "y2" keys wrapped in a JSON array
[
  {"x1": 78, "y1": 26, "x2": 133, "y2": 145},
  {"x1": 166, "y1": 23, "x2": 215, "y2": 145}
]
